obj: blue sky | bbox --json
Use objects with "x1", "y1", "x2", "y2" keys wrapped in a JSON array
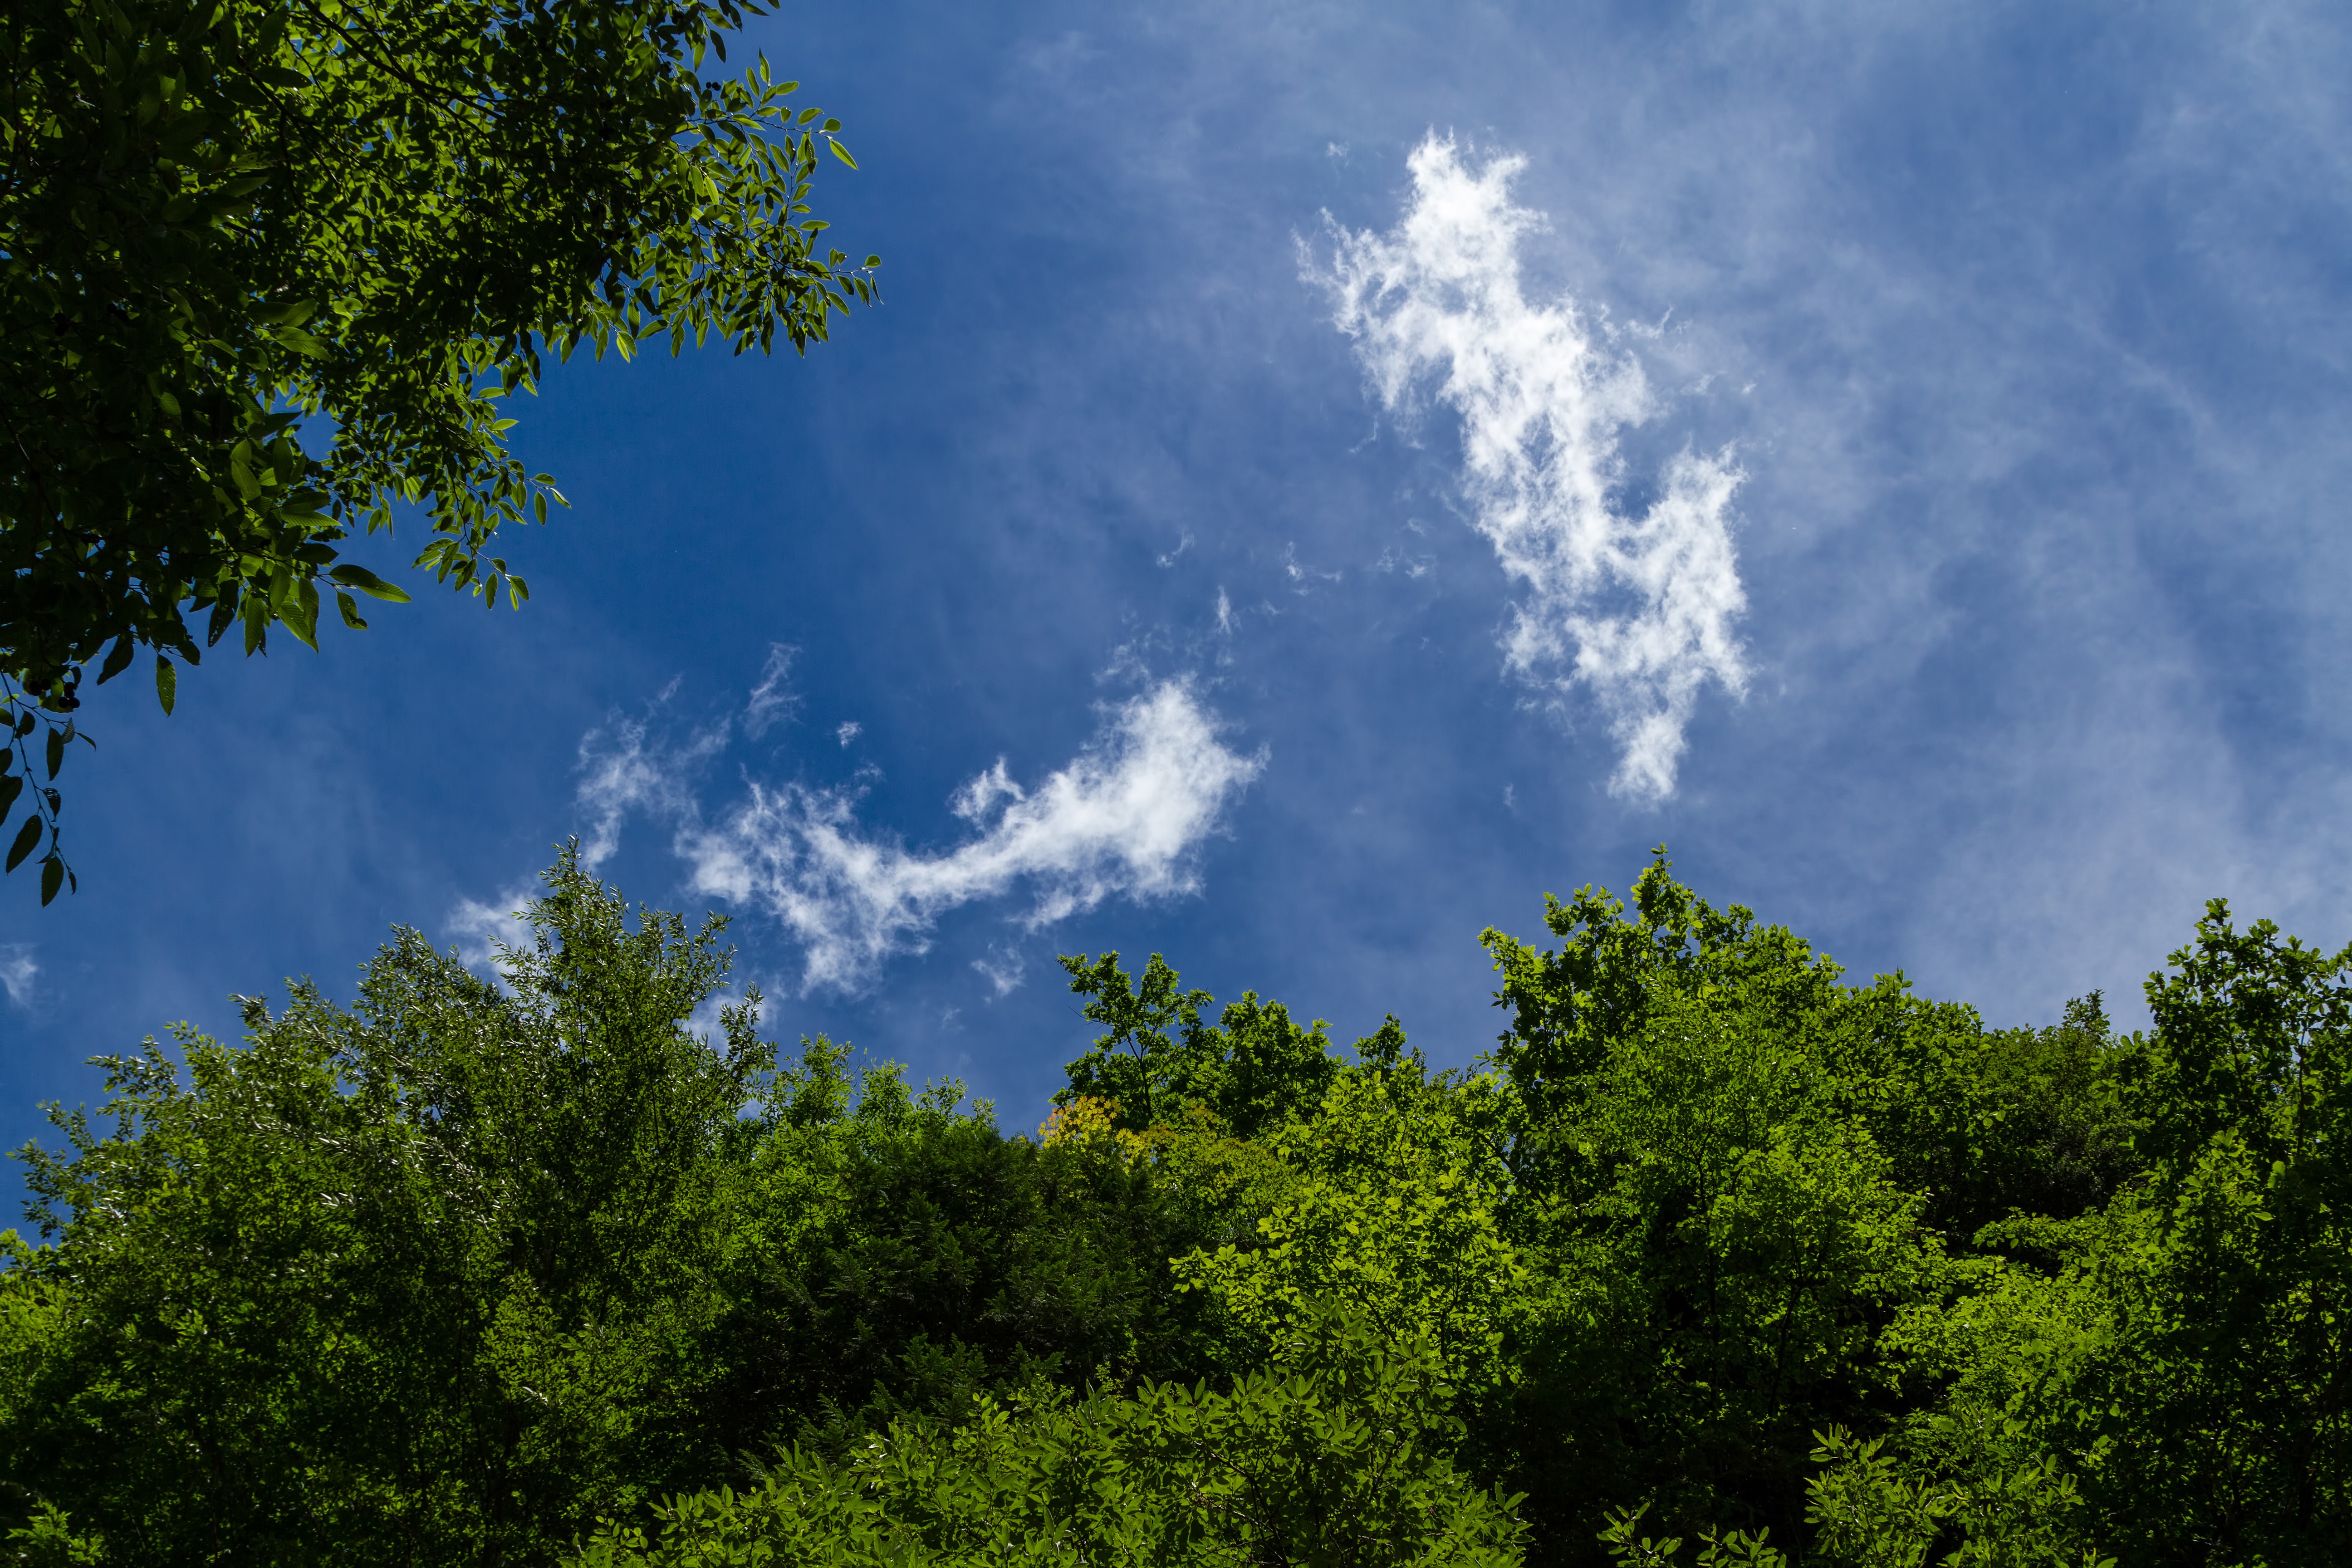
[{"x1": 7, "y1": 0, "x2": 2352, "y2": 1187}]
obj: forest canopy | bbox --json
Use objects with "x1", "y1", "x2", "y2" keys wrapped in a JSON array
[{"x1": 0, "y1": 849, "x2": 2345, "y2": 1566}]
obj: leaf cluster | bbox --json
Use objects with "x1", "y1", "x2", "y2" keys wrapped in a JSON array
[{"x1": 1, "y1": 0, "x2": 876, "y2": 891}]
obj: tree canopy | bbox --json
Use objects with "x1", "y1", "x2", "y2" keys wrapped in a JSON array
[
  {"x1": 1, "y1": 0, "x2": 876, "y2": 899},
  {"x1": 2, "y1": 851, "x2": 2347, "y2": 1565}
]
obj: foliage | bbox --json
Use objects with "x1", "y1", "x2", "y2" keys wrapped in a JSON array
[
  {"x1": 0, "y1": 856, "x2": 1235, "y2": 1566},
  {"x1": 1494, "y1": 985, "x2": 1952, "y2": 1552},
  {"x1": 574, "y1": 1318, "x2": 1528, "y2": 1568},
  {"x1": 1, "y1": 0, "x2": 877, "y2": 894},
  {"x1": 1873, "y1": 900, "x2": 2352, "y2": 1568},
  {"x1": 0, "y1": 846, "x2": 773, "y2": 1563},
  {"x1": 1057, "y1": 951, "x2": 1343, "y2": 1137},
  {"x1": 3, "y1": 853, "x2": 2347, "y2": 1566},
  {"x1": 695, "y1": 1039, "x2": 1229, "y2": 1458},
  {"x1": 1168, "y1": 1049, "x2": 1526, "y2": 1398}
]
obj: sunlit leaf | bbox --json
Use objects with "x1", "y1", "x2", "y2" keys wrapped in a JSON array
[{"x1": 328, "y1": 565, "x2": 412, "y2": 603}]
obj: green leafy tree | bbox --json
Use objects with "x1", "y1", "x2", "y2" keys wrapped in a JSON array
[
  {"x1": 1598, "y1": 1427, "x2": 2115, "y2": 1568},
  {"x1": 1, "y1": 0, "x2": 877, "y2": 897},
  {"x1": 1168, "y1": 1050, "x2": 1527, "y2": 1401},
  {"x1": 1494, "y1": 980, "x2": 1952, "y2": 1559},
  {"x1": 1884, "y1": 902, "x2": 2352, "y2": 1566},
  {"x1": 1479, "y1": 853, "x2": 1848, "y2": 1206},
  {"x1": 574, "y1": 1315, "x2": 1529, "y2": 1568},
  {"x1": 697, "y1": 1038, "x2": 1230, "y2": 1457},
  {"x1": 1479, "y1": 859, "x2": 1998, "y2": 1559},
  {"x1": 1056, "y1": 951, "x2": 1344, "y2": 1137},
  {"x1": 1950, "y1": 998, "x2": 2138, "y2": 1233},
  {"x1": 0, "y1": 848, "x2": 777, "y2": 1565},
  {"x1": 8, "y1": 847, "x2": 2347, "y2": 1567},
  {"x1": 0, "y1": 862, "x2": 1266, "y2": 1566}
]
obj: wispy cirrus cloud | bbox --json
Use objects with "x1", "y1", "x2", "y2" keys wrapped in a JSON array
[
  {"x1": 744, "y1": 642, "x2": 800, "y2": 740},
  {"x1": 0, "y1": 944, "x2": 34, "y2": 1008},
  {"x1": 1310, "y1": 133, "x2": 1749, "y2": 800},
  {"x1": 573, "y1": 679, "x2": 1264, "y2": 994},
  {"x1": 575, "y1": 696, "x2": 728, "y2": 871}
]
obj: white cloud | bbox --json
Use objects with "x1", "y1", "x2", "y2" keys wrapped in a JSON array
[
  {"x1": 972, "y1": 944, "x2": 1027, "y2": 998},
  {"x1": 1281, "y1": 542, "x2": 1342, "y2": 591},
  {"x1": 745, "y1": 643, "x2": 800, "y2": 740},
  {"x1": 1374, "y1": 540, "x2": 1434, "y2": 578},
  {"x1": 1309, "y1": 133, "x2": 1749, "y2": 800},
  {"x1": 0, "y1": 944, "x2": 34, "y2": 1008},
  {"x1": 446, "y1": 886, "x2": 532, "y2": 972},
  {"x1": 836, "y1": 721, "x2": 862, "y2": 747},
  {"x1": 678, "y1": 681, "x2": 1265, "y2": 994},
  {"x1": 951, "y1": 759, "x2": 1024, "y2": 823},
  {"x1": 575, "y1": 709, "x2": 727, "y2": 870}
]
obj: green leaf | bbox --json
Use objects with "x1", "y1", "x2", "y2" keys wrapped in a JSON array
[
  {"x1": 229, "y1": 441, "x2": 263, "y2": 500},
  {"x1": 0, "y1": 776, "x2": 20, "y2": 816},
  {"x1": 39, "y1": 856, "x2": 63, "y2": 906},
  {"x1": 268, "y1": 326, "x2": 330, "y2": 358},
  {"x1": 5, "y1": 816, "x2": 41, "y2": 873},
  {"x1": 337, "y1": 592, "x2": 368, "y2": 630},
  {"x1": 96, "y1": 635, "x2": 136, "y2": 686},
  {"x1": 252, "y1": 299, "x2": 318, "y2": 326},
  {"x1": 45, "y1": 728, "x2": 64, "y2": 780},
  {"x1": 157, "y1": 657, "x2": 177, "y2": 715},
  {"x1": 328, "y1": 565, "x2": 412, "y2": 603},
  {"x1": 286, "y1": 583, "x2": 321, "y2": 650},
  {"x1": 830, "y1": 141, "x2": 859, "y2": 170}
]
